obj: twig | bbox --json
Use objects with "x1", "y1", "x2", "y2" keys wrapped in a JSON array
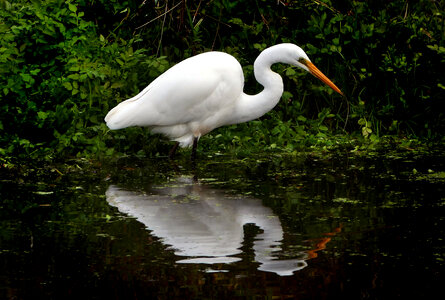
[
  {"x1": 136, "y1": 0, "x2": 183, "y2": 30},
  {"x1": 193, "y1": 0, "x2": 203, "y2": 23},
  {"x1": 311, "y1": 0, "x2": 340, "y2": 14},
  {"x1": 403, "y1": 2, "x2": 409, "y2": 19},
  {"x1": 211, "y1": 4, "x2": 222, "y2": 50},
  {"x1": 156, "y1": 0, "x2": 169, "y2": 56},
  {"x1": 342, "y1": 96, "x2": 350, "y2": 132}
]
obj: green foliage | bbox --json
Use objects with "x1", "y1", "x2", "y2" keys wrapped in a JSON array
[
  {"x1": 0, "y1": 0, "x2": 444, "y2": 163},
  {"x1": 0, "y1": 0, "x2": 169, "y2": 161}
]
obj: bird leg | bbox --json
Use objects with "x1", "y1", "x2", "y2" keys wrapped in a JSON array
[
  {"x1": 191, "y1": 137, "x2": 198, "y2": 162},
  {"x1": 168, "y1": 142, "x2": 180, "y2": 159}
]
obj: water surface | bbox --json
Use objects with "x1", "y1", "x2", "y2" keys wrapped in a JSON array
[{"x1": 1, "y1": 152, "x2": 444, "y2": 299}]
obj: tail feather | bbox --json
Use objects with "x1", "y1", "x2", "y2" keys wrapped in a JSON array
[{"x1": 105, "y1": 99, "x2": 138, "y2": 130}]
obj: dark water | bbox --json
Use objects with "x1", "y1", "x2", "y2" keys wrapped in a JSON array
[{"x1": 1, "y1": 152, "x2": 445, "y2": 299}]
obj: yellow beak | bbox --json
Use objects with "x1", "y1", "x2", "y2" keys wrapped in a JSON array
[{"x1": 301, "y1": 59, "x2": 343, "y2": 96}]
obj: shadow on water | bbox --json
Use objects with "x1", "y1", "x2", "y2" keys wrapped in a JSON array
[{"x1": 1, "y1": 151, "x2": 445, "y2": 299}]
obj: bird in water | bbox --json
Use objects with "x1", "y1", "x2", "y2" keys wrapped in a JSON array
[{"x1": 105, "y1": 43, "x2": 343, "y2": 160}]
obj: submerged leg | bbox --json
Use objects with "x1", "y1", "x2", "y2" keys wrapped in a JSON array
[
  {"x1": 191, "y1": 137, "x2": 198, "y2": 162},
  {"x1": 169, "y1": 142, "x2": 180, "y2": 159}
]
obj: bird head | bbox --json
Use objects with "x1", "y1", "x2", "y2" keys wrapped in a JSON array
[{"x1": 276, "y1": 43, "x2": 343, "y2": 96}]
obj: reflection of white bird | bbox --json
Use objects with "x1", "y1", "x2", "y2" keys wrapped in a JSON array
[
  {"x1": 106, "y1": 177, "x2": 309, "y2": 276},
  {"x1": 105, "y1": 43, "x2": 343, "y2": 159}
]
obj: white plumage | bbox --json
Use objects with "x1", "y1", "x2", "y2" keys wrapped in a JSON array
[{"x1": 105, "y1": 43, "x2": 342, "y2": 155}]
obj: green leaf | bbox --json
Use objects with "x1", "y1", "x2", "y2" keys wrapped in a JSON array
[
  {"x1": 34, "y1": 191, "x2": 54, "y2": 195},
  {"x1": 285, "y1": 68, "x2": 296, "y2": 76},
  {"x1": 20, "y1": 73, "x2": 32, "y2": 82},
  {"x1": 68, "y1": 74, "x2": 79, "y2": 80},
  {"x1": 111, "y1": 82, "x2": 124, "y2": 89},
  {"x1": 63, "y1": 82, "x2": 73, "y2": 90},
  {"x1": 68, "y1": 3, "x2": 77, "y2": 13},
  {"x1": 37, "y1": 111, "x2": 48, "y2": 120}
]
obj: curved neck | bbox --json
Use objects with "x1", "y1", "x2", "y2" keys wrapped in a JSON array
[{"x1": 229, "y1": 48, "x2": 284, "y2": 125}]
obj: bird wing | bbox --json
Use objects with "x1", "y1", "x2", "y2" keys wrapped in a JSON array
[{"x1": 105, "y1": 52, "x2": 244, "y2": 130}]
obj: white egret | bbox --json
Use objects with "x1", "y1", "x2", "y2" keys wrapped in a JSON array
[{"x1": 105, "y1": 43, "x2": 343, "y2": 159}]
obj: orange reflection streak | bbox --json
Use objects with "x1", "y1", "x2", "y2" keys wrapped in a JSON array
[{"x1": 306, "y1": 225, "x2": 342, "y2": 259}]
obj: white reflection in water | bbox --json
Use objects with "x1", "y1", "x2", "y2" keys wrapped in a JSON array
[{"x1": 106, "y1": 176, "x2": 308, "y2": 276}]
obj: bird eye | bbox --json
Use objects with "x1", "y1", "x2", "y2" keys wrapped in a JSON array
[{"x1": 298, "y1": 58, "x2": 308, "y2": 65}]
